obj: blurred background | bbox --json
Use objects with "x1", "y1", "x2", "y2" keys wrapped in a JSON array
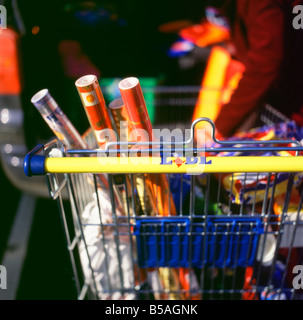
[
  {"x1": 0, "y1": 0, "x2": 218, "y2": 299},
  {"x1": 4, "y1": 0, "x2": 302, "y2": 300}
]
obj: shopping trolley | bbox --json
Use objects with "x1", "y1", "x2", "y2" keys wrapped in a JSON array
[{"x1": 23, "y1": 99, "x2": 303, "y2": 300}]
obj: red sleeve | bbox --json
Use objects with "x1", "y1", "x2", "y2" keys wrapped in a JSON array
[{"x1": 215, "y1": 0, "x2": 285, "y2": 137}]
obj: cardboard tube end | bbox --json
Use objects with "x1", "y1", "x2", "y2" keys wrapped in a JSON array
[
  {"x1": 118, "y1": 77, "x2": 139, "y2": 90},
  {"x1": 75, "y1": 75, "x2": 97, "y2": 87}
]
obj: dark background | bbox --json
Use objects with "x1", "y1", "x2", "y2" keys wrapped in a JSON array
[{"x1": 17, "y1": 0, "x2": 215, "y2": 146}]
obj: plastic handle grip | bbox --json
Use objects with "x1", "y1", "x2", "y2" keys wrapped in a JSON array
[{"x1": 23, "y1": 144, "x2": 45, "y2": 177}]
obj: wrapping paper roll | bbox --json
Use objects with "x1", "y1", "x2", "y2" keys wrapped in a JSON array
[
  {"x1": 75, "y1": 75, "x2": 128, "y2": 215},
  {"x1": 118, "y1": 77, "x2": 153, "y2": 140},
  {"x1": 31, "y1": 89, "x2": 86, "y2": 150},
  {"x1": 119, "y1": 77, "x2": 177, "y2": 217},
  {"x1": 109, "y1": 97, "x2": 157, "y2": 215},
  {"x1": 31, "y1": 88, "x2": 111, "y2": 196},
  {"x1": 159, "y1": 268, "x2": 185, "y2": 300},
  {"x1": 179, "y1": 268, "x2": 202, "y2": 300},
  {"x1": 108, "y1": 97, "x2": 132, "y2": 144},
  {"x1": 119, "y1": 77, "x2": 183, "y2": 299},
  {"x1": 75, "y1": 75, "x2": 116, "y2": 145},
  {"x1": 109, "y1": 98, "x2": 158, "y2": 299}
]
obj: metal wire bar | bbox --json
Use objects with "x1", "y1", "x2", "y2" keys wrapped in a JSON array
[
  {"x1": 278, "y1": 187, "x2": 303, "y2": 299},
  {"x1": 102, "y1": 117, "x2": 300, "y2": 152},
  {"x1": 66, "y1": 172, "x2": 99, "y2": 299},
  {"x1": 255, "y1": 173, "x2": 278, "y2": 291},
  {"x1": 251, "y1": 173, "x2": 260, "y2": 215},
  {"x1": 239, "y1": 173, "x2": 247, "y2": 216},
  {"x1": 228, "y1": 173, "x2": 234, "y2": 216},
  {"x1": 92, "y1": 174, "x2": 113, "y2": 298},
  {"x1": 216, "y1": 173, "x2": 222, "y2": 216},
  {"x1": 46, "y1": 173, "x2": 82, "y2": 296},
  {"x1": 107, "y1": 175, "x2": 125, "y2": 296},
  {"x1": 266, "y1": 173, "x2": 295, "y2": 298},
  {"x1": 123, "y1": 174, "x2": 138, "y2": 299}
]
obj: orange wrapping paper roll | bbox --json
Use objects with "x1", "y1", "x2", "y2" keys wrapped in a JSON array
[
  {"x1": 179, "y1": 268, "x2": 202, "y2": 300},
  {"x1": 109, "y1": 98, "x2": 156, "y2": 215},
  {"x1": 118, "y1": 77, "x2": 153, "y2": 140},
  {"x1": 118, "y1": 77, "x2": 176, "y2": 217},
  {"x1": 119, "y1": 77, "x2": 182, "y2": 300},
  {"x1": 109, "y1": 97, "x2": 162, "y2": 298},
  {"x1": 108, "y1": 97, "x2": 131, "y2": 139},
  {"x1": 75, "y1": 75, "x2": 127, "y2": 216},
  {"x1": 110, "y1": 96, "x2": 157, "y2": 216},
  {"x1": 75, "y1": 75, "x2": 116, "y2": 145}
]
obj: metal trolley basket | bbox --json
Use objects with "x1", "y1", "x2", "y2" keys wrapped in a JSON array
[{"x1": 24, "y1": 96, "x2": 303, "y2": 300}]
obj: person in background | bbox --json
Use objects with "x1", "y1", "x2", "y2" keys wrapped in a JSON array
[{"x1": 214, "y1": 0, "x2": 303, "y2": 137}]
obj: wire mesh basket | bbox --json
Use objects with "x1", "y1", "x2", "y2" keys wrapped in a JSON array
[{"x1": 24, "y1": 88, "x2": 303, "y2": 301}]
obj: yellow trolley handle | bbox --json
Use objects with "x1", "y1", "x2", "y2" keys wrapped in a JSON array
[
  {"x1": 44, "y1": 156, "x2": 303, "y2": 174},
  {"x1": 24, "y1": 149, "x2": 303, "y2": 176},
  {"x1": 24, "y1": 118, "x2": 303, "y2": 176}
]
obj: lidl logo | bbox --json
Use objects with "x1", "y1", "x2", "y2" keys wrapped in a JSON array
[
  {"x1": 160, "y1": 153, "x2": 212, "y2": 167},
  {"x1": 173, "y1": 157, "x2": 186, "y2": 168}
]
